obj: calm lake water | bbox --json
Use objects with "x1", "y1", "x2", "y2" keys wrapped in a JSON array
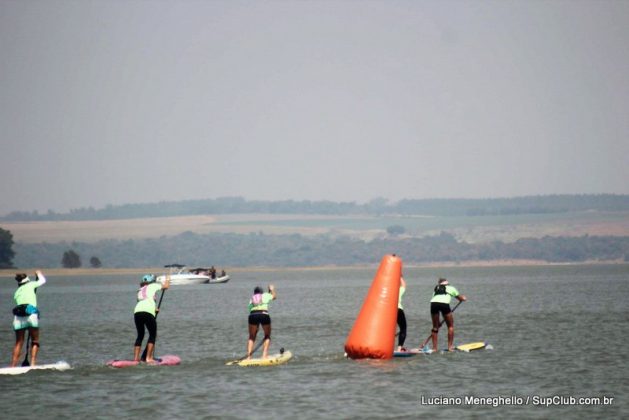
[{"x1": 1, "y1": 264, "x2": 628, "y2": 418}]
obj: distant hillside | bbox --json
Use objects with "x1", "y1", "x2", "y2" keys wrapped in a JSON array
[{"x1": 2, "y1": 194, "x2": 629, "y2": 222}]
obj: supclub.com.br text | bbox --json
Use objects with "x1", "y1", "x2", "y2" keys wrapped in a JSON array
[{"x1": 420, "y1": 395, "x2": 615, "y2": 407}]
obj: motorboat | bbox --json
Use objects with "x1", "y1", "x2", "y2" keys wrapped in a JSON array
[{"x1": 156, "y1": 264, "x2": 210, "y2": 285}]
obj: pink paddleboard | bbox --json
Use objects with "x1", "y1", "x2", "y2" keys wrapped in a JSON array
[{"x1": 107, "y1": 355, "x2": 181, "y2": 368}]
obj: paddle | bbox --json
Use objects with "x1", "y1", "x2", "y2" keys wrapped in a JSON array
[
  {"x1": 226, "y1": 340, "x2": 265, "y2": 366},
  {"x1": 141, "y1": 288, "x2": 167, "y2": 361},
  {"x1": 419, "y1": 300, "x2": 463, "y2": 351},
  {"x1": 21, "y1": 331, "x2": 31, "y2": 367}
]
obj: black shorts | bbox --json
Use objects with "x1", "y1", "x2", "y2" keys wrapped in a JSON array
[
  {"x1": 430, "y1": 302, "x2": 451, "y2": 316},
  {"x1": 248, "y1": 312, "x2": 271, "y2": 326}
]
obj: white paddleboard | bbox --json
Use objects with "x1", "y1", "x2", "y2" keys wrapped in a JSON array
[
  {"x1": 393, "y1": 348, "x2": 422, "y2": 357},
  {"x1": 0, "y1": 361, "x2": 71, "y2": 376}
]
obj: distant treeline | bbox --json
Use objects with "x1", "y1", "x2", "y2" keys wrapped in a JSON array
[
  {"x1": 13, "y1": 232, "x2": 629, "y2": 268},
  {"x1": 2, "y1": 194, "x2": 629, "y2": 222}
]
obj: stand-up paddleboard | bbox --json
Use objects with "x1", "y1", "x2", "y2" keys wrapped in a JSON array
[
  {"x1": 393, "y1": 348, "x2": 421, "y2": 357},
  {"x1": 421, "y1": 342, "x2": 489, "y2": 354},
  {"x1": 455, "y1": 342, "x2": 487, "y2": 352},
  {"x1": 0, "y1": 361, "x2": 71, "y2": 376},
  {"x1": 394, "y1": 342, "x2": 489, "y2": 356},
  {"x1": 106, "y1": 355, "x2": 181, "y2": 368},
  {"x1": 227, "y1": 350, "x2": 292, "y2": 367}
]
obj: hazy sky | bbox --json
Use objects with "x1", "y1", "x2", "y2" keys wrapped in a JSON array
[{"x1": 1, "y1": 0, "x2": 628, "y2": 216}]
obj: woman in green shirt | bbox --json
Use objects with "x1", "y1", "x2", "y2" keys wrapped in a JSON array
[
  {"x1": 430, "y1": 278, "x2": 466, "y2": 352},
  {"x1": 247, "y1": 284, "x2": 276, "y2": 359},
  {"x1": 133, "y1": 274, "x2": 169, "y2": 362},
  {"x1": 11, "y1": 270, "x2": 46, "y2": 367}
]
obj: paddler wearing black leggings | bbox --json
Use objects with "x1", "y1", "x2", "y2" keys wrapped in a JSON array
[
  {"x1": 133, "y1": 274, "x2": 170, "y2": 362},
  {"x1": 396, "y1": 276, "x2": 408, "y2": 352}
]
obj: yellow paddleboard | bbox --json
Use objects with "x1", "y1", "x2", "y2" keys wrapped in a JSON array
[
  {"x1": 228, "y1": 350, "x2": 293, "y2": 367},
  {"x1": 455, "y1": 342, "x2": 486, "y2": 352}
]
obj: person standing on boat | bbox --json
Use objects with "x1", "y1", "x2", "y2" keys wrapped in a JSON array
[
  {"x1": 396, "y1": 275, "x2": 408, "y2": 352},
  {"x1": 133, "y1": 274, "x2": 169, "y2": 363},
  {"x1": 430, "y1": 278, "x2": 466, "y2": 352},
  {"x1": 247, "y1": 284, "x2": 276, "y2": 359},
  {"x1": 11, "y1": 270, "x2": 46, "y2": 367}
]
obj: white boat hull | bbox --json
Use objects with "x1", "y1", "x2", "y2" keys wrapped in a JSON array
[{"x1": 157, "y1": 273, "x2": 210, "y2": 285}]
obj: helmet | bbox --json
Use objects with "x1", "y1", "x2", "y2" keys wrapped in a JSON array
[
  {"x1": 15, "y1": 273, "x2": 29, "y2": 284},
  {"x1": 142, "y1": 274, "x2": 156, "y2": 283}
]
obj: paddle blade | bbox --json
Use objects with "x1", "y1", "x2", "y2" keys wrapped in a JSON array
[
  {"x1": 22, "y1": 332, "x2": 31, "y2": 366},
  {"x1": 22, "y1": 347, "x2": 30, "y2": 366}
]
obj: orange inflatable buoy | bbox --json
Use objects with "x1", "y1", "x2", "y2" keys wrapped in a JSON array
[{"x1": 344, "y1": 254, "x2": 402, "y2": 359}]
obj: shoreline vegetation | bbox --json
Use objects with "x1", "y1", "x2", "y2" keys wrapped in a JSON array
[
  {"x1": 1, "y1": 259, "x2": 627, "y2": 278},
  {"x1": 9, "y1": 230, "x2": 629, "y2": 268}
]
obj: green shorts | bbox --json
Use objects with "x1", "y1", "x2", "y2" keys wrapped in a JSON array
[{"x1": 13, "y1": 314, "x2": 39, "y2": 331}]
